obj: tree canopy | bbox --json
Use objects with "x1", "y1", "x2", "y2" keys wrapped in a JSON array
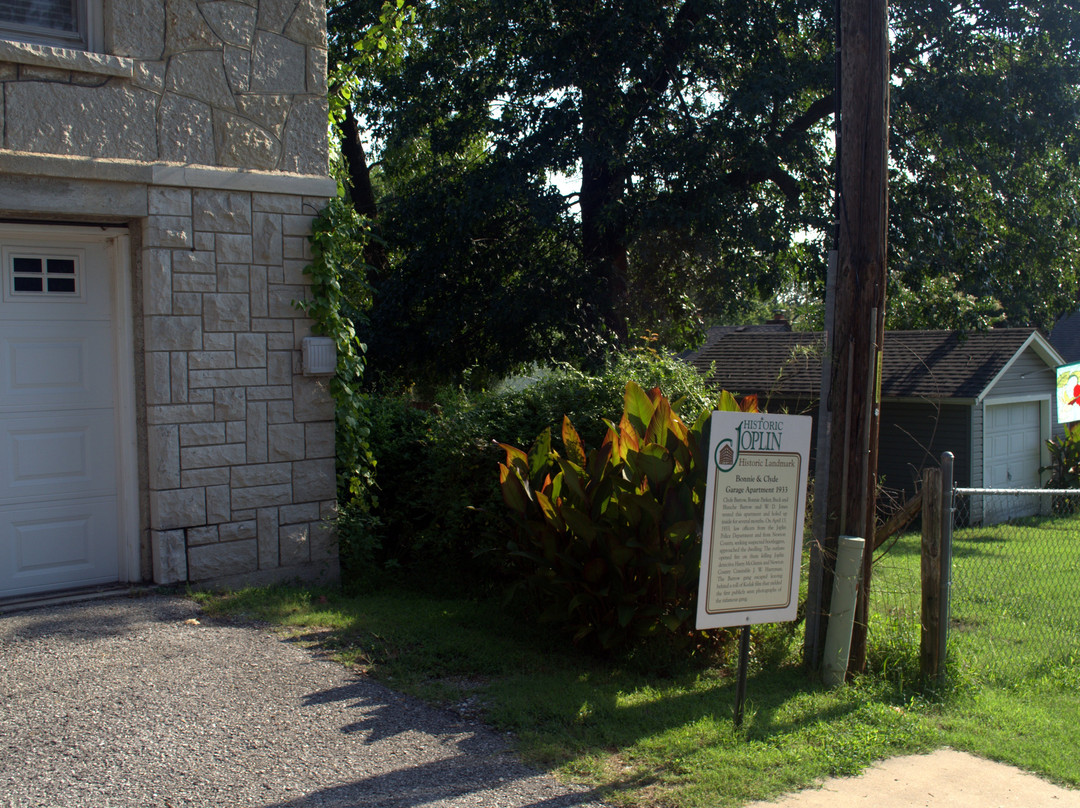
[
  {"x1": 887, "y1": 0, "x2": 1080, "y2": 330},
  {"x1": 329, "y1": 0, "x2": 1080, "y2": 388}
]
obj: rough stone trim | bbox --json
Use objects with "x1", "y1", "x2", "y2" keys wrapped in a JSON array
[
  {"x1": 151, "y1": 165, "x2": 337, "y2": 196},
  {"x1": 0, "y1": 40, "x2": 134, "y2": 77},
  {"x1": 0, "y1": 150, "x2": 337, "y2": 196}
]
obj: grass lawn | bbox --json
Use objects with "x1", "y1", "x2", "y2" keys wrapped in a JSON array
[
  {"x1": 867, "y1": 512, "x2": 1080, "y2": 788},
  {"x1": 192, "y1": 573, "x2": 1076, "y2": 808},
  {"x1": 192, "y1": 509, "x2": 1080, "y2": 807}
]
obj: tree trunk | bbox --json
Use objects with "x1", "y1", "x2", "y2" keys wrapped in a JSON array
[
  {"x1": 579, "y1": 72, "x2": 631, "y2": 343},
  {"x1": 340, "y1": 104, "x2": 377, "y2": 219},
  {"x1": 579, "y1": 156, "x2": 629, "y2": 342},
  {"x1": 339, "y1": 103, "x2": 386, "y2": 276},
  {"x1": 573, "y1": 0, "x2": 711, "y2": 344}
]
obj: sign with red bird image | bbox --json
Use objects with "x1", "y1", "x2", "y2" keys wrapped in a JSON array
[{"x1": 1056, "y1": 361, "x2": 1080, "y2": 424}]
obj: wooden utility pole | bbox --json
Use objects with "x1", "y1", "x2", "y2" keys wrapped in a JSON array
[{"x1": 806, "y1": 0, "x2": 889, "y2": 675}]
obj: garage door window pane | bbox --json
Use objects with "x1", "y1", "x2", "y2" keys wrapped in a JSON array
[
  {"x1": 10, "y1": 254, "x2": 79, "y2": 296},
  {"x1": 47, "y1": 276, "x2": 76, "y2": 293},
  {"x1": 13, "y1": 276, "x2": 43, "y2": 292}
]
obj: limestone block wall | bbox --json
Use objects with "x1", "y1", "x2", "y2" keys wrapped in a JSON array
[
  {"x1": 1, "y1": 0, "x2": 339, "y2": 587},
  {"x1": 145, "y1": 185, "x2": 337, "y2": 584},
  {"x1": 0, "y1": 0, "x2": 327, "y2": 174}
]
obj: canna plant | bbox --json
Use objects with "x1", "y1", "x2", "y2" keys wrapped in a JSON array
[{"x1": 498, "y1": 380, "x2": 757, "y2": 654}]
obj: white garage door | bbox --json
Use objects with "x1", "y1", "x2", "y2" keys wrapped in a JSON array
[
  {"x1": 0, "y1": 229, "x2": 122, "y2": 598},
  {"x1": 984, "y1": 400, "x2": 1042, "y2": 522}
]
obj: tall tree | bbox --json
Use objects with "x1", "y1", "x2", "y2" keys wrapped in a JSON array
[
  {"x1": 331, "y1": 0, "x2": 1080, "y2": 387},
  {"x1": 888, "y1": 0, "x2": 1080, "y2": 329},
  {"x1": 326, "y1": 0, "x2": 415, "y2": 278}
]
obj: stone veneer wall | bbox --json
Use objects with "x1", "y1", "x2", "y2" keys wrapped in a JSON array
[
  {"x1": 145, "y1": 184, "x2": 337, "y2": 585},
  {"x1": 0, "y1": 0, "x2": 327, "y2": 174},
  {"x1": 0, "y1": 0, "x2": 338, "y2": 586}
]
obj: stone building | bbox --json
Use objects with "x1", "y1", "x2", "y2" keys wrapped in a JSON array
[{"x1": 0, "y1": 0, "x2": 339, "y2": 599}]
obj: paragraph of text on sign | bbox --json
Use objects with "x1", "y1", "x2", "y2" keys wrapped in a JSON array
[{"x1": 703, "y1": 453, "x2": 801, "y2": 615}]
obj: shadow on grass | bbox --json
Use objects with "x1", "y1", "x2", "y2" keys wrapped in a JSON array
[
  {"x1": 259, "y1": 606, "x2": 872, "y2": 761},
  {"x1": 876, "y1": 532, "x2": 1010, "y2": 564},
  {"x1": 203, "y1": 585, "x2": 930, "y2": 804},
  {"x1": 740, "y1": 669, "x2": 867, "y2": 737},
  {"x1": 480, "y1": 660, "x2": 875, "y2": 765}
]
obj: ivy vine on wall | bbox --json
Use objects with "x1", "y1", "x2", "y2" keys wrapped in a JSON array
[{"x1": 295, "y1": 197, "x2": 376, "y2": 503}]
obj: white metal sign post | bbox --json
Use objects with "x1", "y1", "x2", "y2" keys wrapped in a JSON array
[{"x1": 696, "y1": 412, "x2": 812, "y2": 726}]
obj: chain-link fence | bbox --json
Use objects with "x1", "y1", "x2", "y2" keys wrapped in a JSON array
[
  {"x1": 948, "y1": 489, "x2": 1080, "y2": 684},
  {"x1": 867, "y1": 484, "x2": 1080, "y2": 686},
  {"x1": 865, "y1": 528, "x2": 923, "y2": 679}
]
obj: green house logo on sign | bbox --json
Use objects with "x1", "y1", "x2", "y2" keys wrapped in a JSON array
[{"x1": 713, "y1": 418, "x2": 788, "y2": 472}]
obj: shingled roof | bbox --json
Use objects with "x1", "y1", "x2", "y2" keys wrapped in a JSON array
[{"x1": 686, "y1": 328, "x2": 1058, "y2": 401}]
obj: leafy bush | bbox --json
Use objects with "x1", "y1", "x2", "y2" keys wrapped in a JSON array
[
  {"x1": 1045, "y1": 423, "x2": 1080, "y2": 487},
  {"x1": 1043, "y1": 423, "x2": 1080, "y2": 513},
  {"x1": 357, "y1": 348, "x2": 721, "y2": 595},
  {"x1": 497, "y1": 381, "x2": 757, "y2": 656},
  {"x1": 335, "y1": 500, "x2": 385, "y2": 592},
  {"x1": 368, "y1": 392, "x2": 503, "y2": 593},
  {"x1": 336, "y1": 397, "x2": 435, "y2": 588}
]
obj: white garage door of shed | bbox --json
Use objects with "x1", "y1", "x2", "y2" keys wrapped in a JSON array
[
  {"x1": 0, "y1": 229, "x2": 122, "y2": 598},
  {"x1": 985, "y1": 400, "x2": 1042, "y2": 522}
]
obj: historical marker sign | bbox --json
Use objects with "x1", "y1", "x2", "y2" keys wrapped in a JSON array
[{"x1": 696, "y1": 412, "x2": 812, "y2": 630}]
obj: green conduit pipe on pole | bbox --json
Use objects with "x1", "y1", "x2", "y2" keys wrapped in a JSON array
[{"x1": 823, "y1": 535, "x2": 866, "y2": 687}]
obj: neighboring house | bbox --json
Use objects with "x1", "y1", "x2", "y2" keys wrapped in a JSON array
[
  {"x1": 686, "y1": 328, "x2": 1065, "y2": 524},
  {"x1": 0, "y1": 0, "x2": 339, "y2": 600},
  {"x1": 697, "y1": 316, "x2": 794, "y2": 345},
  {"x1": 677, "y1": 319, "x2": 793, "y2": 360},
  {"x1": 1050, "y1": 309, "x2": 1080, "y2": 363}
]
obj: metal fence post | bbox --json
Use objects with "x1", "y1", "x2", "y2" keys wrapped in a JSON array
[
  {"x1": 920, "y1": 467, "x2": 942, "y2": 680},
  {"x1": 939, "y1": 451, "x2": 954, "y2": 686}
]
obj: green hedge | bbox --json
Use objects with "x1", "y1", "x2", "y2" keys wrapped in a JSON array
[{"x1": 340, "y1": 350, "x2": 718, "y2": 595}]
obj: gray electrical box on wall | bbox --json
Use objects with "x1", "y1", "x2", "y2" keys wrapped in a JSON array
[{"x1": 302, "y1": 336, "x2": 337, "y2": 375}]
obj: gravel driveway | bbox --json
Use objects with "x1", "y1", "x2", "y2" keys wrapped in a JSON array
[{"x1": 0, "y1": 593, "x2": 607, "y2": 808}]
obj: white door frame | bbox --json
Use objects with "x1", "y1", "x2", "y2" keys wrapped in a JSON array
[
  {"x1": 0, "y1": 223, "x2": 140, "y2": 586},
  {"x1": 982, "y1": 394, "x2": 1052, "y2": 488},
  {"x1": 107, "y1": 233, "x2": 140, "y2": 582}
]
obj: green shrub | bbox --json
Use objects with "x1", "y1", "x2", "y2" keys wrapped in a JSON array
[
  {"x1": 1043, "y1": 423, "x2": 1080, "y2": 513},
  {"x1": 335, "y1": 500, "x2": 386, "y2": 592},
  {"x1": 338, "y1": 397, "x2": 434, "y2": 586},
  {"x1": 1045, "y1": 422, "x2": 1080, "y2": 487},
  {"x1": 497, "y1": 381, "x2": 757, "y2": 656},
  {"x1": 357, "y1": 349, "x2": 720, "y2": 596}
]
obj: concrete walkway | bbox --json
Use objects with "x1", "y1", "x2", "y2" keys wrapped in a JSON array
[{"x1": 744, "y1": 749, "x2": 1080, "y2": 808}]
